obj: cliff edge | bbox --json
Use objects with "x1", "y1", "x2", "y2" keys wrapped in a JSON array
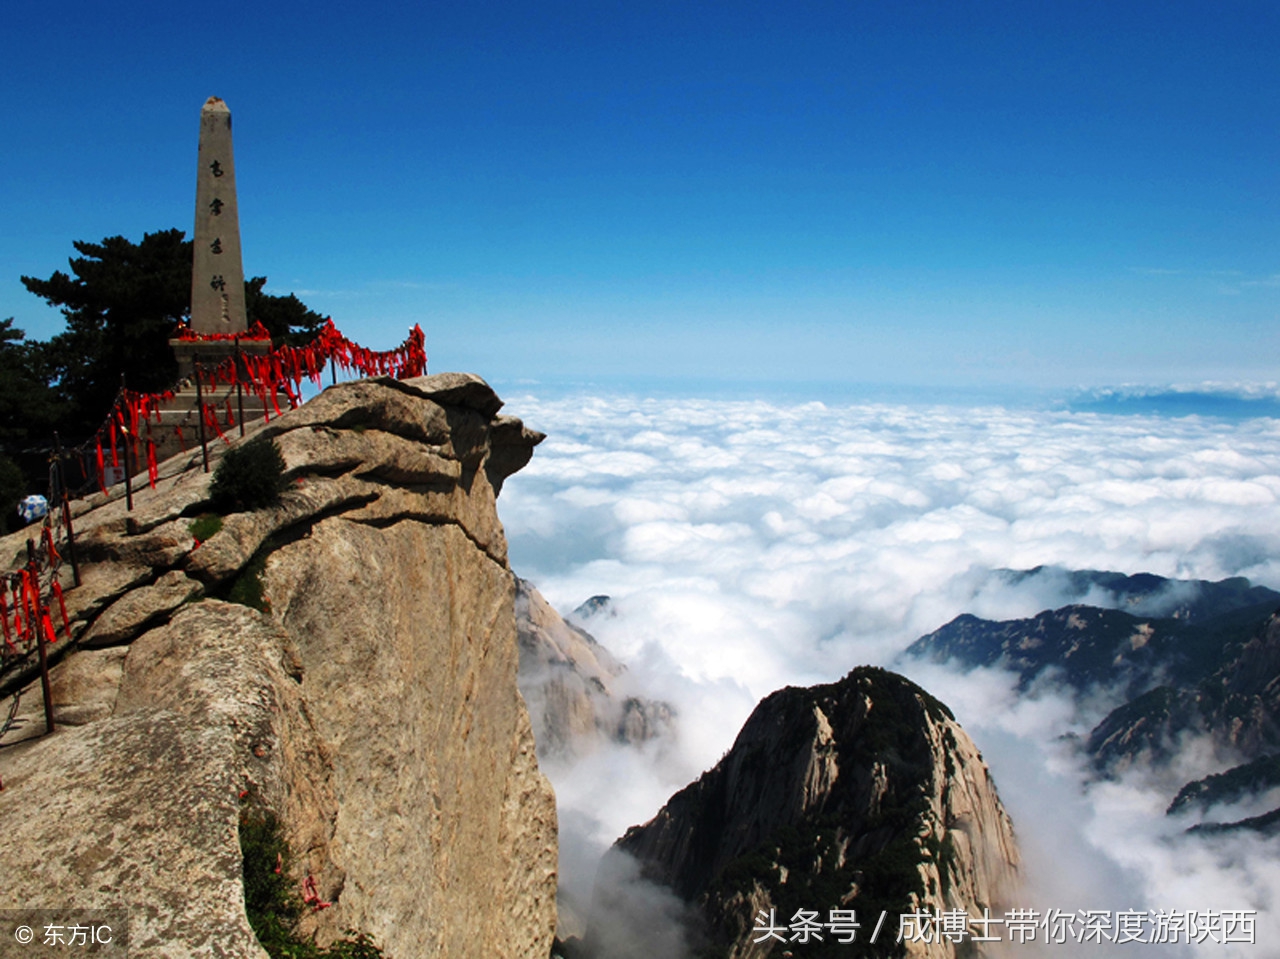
[{"x1": 0, "y1": 373, "x2": 557, "y2": 958}]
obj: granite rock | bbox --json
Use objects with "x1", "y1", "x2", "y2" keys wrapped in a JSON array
[{"x1": 0, "y1": 374, "x2": 554, "y2": 959}]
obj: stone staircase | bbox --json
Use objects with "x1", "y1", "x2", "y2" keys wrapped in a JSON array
[
  {"x1": 140, "y1": 377, "x2": 273, "y2": 465},
  {"x1": 83, "y1": 379, "x2": 276, "y2": 494}
]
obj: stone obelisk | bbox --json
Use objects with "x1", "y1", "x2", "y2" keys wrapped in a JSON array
[{"x1": 190, "y1": 96, "x2": 247, "y2": 334}]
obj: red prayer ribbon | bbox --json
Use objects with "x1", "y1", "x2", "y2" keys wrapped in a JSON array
[
  {"x1": 0, "y1": 583, "x2": 13, "y2": 652},
  {"x1": 51, "y1": 580, "x2": 71, "y2": 641}
]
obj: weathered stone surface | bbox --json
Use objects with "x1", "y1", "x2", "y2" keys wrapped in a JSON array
[
  {"x1": 2, "y1": 647, "x2": 129, "y2": 743},
  {"x1": 0, "y1": 711, "x2": 266, "y2": 957},
  {"x1": 488, "y1": 415, "x2": 546, "y2": 495},
  {"x1": 392, "y1": 371, "x2": 506, "y2": 418},
  {"x1": 0, "y1": 373, "x2": 554, "y2": 958},
  {"x1": 275, "y1": 425, "x2": 460, "y2": 485},
  {"x1": 342, "y1": 465, "x2": 509, "y2": 563},
  {"x1": 183, "y1": 476, "x2": 379, "y2": 584},
  {"x1": 57, "y1": 561, "x2": 156, "y2": 629},
  {"x1": 0, "y1": 602, "x2": 337, "y2": 957},
  {"x1": 601, "y1": 667, "x2": 1020, "y2": 959},
  {"x1": 80, "y1": 571, "x2": 204, "y2": 648},
  {"x1": 263, "y1": 518, "x2": 557, "y2": 958},
  {"x1": 52, "y1": 646, "x2": 128, "y2": 724},
  {"x1": 515, "y1": 579, "x2": 672, "y2": 763},
  {"x1": 261, "y1": 378, "x2": 453, "y2": 446}
]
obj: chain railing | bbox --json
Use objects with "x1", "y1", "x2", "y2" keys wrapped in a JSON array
[{"x1": 0, "y1": 319, "x2": 427, "y2": 755}]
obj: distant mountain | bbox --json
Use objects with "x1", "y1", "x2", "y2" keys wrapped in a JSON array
[
  {"x1": 999, "y1": 567, "x2": 1280, "y2": 621},
  {"x1": 581, "y1": 667, "x2": 1019, "y2": 959},
  {"x1": 1187, "y1": 807, "x2": 1280, "y2": 837},
  {"x1": 1087, "y1": 609, "x2": 1280, "y2": 774},
  {"x1": 1168, "y1": 754, "x2": 1280, "y2": 816},
  {"x1": 906, "y1": 571, "x2": 1280, "y2": 695},
  {"x1": 903, "y1": 567, "x2": 1280, "y2": 837},
  {"x1": 573, "y1": 594, "x2": 616, "y2": 620}
]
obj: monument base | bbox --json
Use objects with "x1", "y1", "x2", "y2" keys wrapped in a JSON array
[{"x1": 169, "y1": 338, "x2": 271, "y2": 381}]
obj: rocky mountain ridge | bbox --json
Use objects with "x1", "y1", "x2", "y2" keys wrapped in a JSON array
[
  {"x1": 0, "y1": 373, "x2": 557, "y2": 959},
  {"x1": 907, "y1": 571, "x2": 1280, "y2": 696},
  {"x1": 580, "y1": 667, "x2": 1019, "y2": 959},
  {"x1": 905, "y1": 568, "x2": 1280, "y2": 835}
]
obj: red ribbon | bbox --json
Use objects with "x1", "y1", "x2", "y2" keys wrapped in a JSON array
[
  {"x1": 203, "y1": 403, "x2": 230, "y2": 444},
  {"x1": 51, "y1": 580, "x2": 71, "y2": 641},
  {"x1": 9, "y1": 578, "x2": 22, "y2": 640},
  {"x1": 0, "y1": 583, "x2": 13, "y2": 652},
  {"x1": 174, "y1": 320, "x2": 272, "y2": 342},
  {"x1": 43, "y1": 527, "x2": 60, "y2": 565},
  {"x1": 20, "y1": 570, "x2": 38, "y2": 641},
  {"x1": 72, "y1": 319, "x2": 428, "y2": 485}
]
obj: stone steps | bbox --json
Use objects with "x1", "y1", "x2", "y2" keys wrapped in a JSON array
[
  {"x1": 81, "y1": 382, "x2": 278, "y2": 492},
  {"x1": 141, "y1": 380, "x2": 279, "y2": 464}
]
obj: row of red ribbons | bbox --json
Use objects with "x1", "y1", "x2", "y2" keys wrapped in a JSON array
[
  {"x1": 80, "y1": 319, "x2": 426, "y2": 495},
  {"x1": 172, "y1": 320, "x2": 273, "y2": 342},
  {"x1": 0, "y1": 528, "x2": 71, "y2": 656}
]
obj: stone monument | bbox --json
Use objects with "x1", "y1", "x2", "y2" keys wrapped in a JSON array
[
  {"x1": 171, "y1": 96, "x2": 267, "y2": 379},
  {"x1": 190, "y1": 96, "x2": 247, "y2": 335}
]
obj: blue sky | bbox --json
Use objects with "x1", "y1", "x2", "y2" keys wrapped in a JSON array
[{"x1": 3, "y1": 1, "x2": 1277, "y2": 394}]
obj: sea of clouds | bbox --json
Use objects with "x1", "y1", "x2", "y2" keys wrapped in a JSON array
[{"x1": 498, "y1": 391, "x2": 1280, "y2": 956}]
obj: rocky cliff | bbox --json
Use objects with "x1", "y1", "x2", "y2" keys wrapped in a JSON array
[
  {"x1": 515, "y1": 578, "x2": 673, "y2": 765},
  {"x1": 591, "y1": 667, "x2": 1019, "y2": 959},
  {"x1": 906, "y1": 572, "x2": 1280, "y2": 696},
  {"x1": 0, "y1": 373, "x2": 557, "y2": 958}
]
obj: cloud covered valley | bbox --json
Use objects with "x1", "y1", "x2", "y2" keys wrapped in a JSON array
[{"x1": 500, "y1": 392, "x2": 1280, "y2": 955}]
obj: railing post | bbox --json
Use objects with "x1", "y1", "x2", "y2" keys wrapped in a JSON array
[
  {"x1": 120, "y1": 374, "x2": 134, "y2": 512},
  {"x1": 53, "y1": 432, "x2": 81, "y2": 588},
  {"x1": 28, "y1": 539, "x2": 55, "y2": 736},
  {"x1": 194, "y1": 353, "x2": 210, "y2": 473}
]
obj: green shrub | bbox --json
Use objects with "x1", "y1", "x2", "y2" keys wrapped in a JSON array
[
  {"x1": 240, "y1": 808, "x2": 304, "y2": 956},
  {"x1": 210, "y1": 436, "x2": 288, "y2": 513},
  {"x1": 188, "y1": 513, "x2": 223, "y2": 541}
]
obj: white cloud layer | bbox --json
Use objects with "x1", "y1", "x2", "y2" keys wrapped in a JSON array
[{"x1": 499, "y1": 392, "x2": 1280, "y2": 954}]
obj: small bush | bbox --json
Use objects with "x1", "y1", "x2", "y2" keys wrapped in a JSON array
[
  {"x1": 240, "y1": 808, "x2": 304, "y2": 955},
  {"x1": 188, "y1": 513, "x2": 224, "y2": 541},
  {"x1": 210, "y1": 436, "x2": 288, "y2": 513}
]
